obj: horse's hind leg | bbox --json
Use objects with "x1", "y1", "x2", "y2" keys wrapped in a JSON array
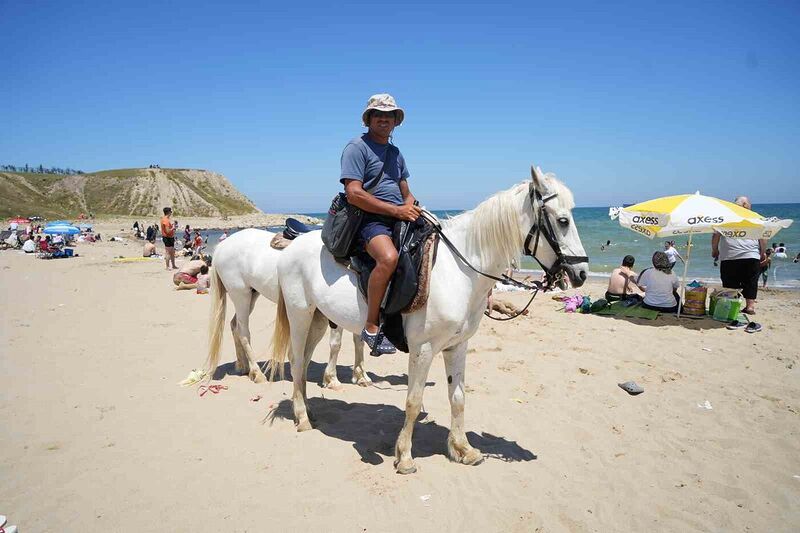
[
  {"x1": 230, "y1": 315, "x2": 248, "y2": 375},
  {"x1": 302, "y1": 311, "x2": 328, "y2": 417},
  {"x1": 443, "y1": 341, "x2": 483, "y2": 466},
  {"x1": 287, "y1": 308, "x2": 316, "y2": 431},
  {"x1": 322, "y1": 323, "x2": 343, "y2": 390},
  {"x1": 232, "y1": 289, "x2": 265, "y2": 383},
  {"x1": 351, "y1": 333, "x2": 371, "y2": 387}
]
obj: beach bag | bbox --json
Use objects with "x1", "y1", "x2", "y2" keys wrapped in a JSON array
[
  {"x1": 321, "y1": 152, "x2": 390, "y2": 258},
  {"x1": 710, "y1": 288, "x2": 742, "y2": 322},
  {"x1": 709, "y1": 288, "x2": 740, "y2": 318},
  {"x1": 683, "y1": 286, "x2": 708, "y2": 316}
]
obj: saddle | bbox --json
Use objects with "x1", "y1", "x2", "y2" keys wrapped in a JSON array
[
  {"x1": 349, "y1": 216, "x2": 439, "y2": 352},
  {"x1": 270, "y1": 218, "x2": 313, "y2": 249},
  {"x1": 272, "y1": 215, "x2": 439, "y2": 353}
]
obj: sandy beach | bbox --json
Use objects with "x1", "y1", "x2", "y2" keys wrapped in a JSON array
[{"x1": 1, "y1": 232, "x2": 798, "y2": 533}]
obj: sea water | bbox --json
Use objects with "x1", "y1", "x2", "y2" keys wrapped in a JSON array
[{"x1": 198, "y1": 203, "x2": 800, "y2": 289}]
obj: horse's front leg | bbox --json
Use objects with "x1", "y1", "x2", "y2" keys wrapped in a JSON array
[
  {"x1": 351, "y1": 333, "x2": 371, "y2": 387},
  {"x1": 394, "y1": 342, "x2": 435, "y2": 474},
  {"x1": 322, "y1": 326, "x2": 343, "y2": 390},
  {"x1": 443, "y1": 342, "x2": 483, "y2": 466}
]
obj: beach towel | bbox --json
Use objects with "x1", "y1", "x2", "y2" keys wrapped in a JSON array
[{"x1": 596, "y1": 301, "x2": 660, "y2": 320}]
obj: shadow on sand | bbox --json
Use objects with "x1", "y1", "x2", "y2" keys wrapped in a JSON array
[
  {"x1": 212, "y1": 360, "x2": 432, "y2": 387},
  {"x1": 265, "y1": 397, "x2": 537, "y2": 466}
]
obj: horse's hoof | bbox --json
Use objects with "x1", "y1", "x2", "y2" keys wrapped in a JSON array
[
  {"x1": 461, "y1": 448, "x2": 484, "y2": 466},
  {"x1": 296, "y1": 419, "x2": 313, "y2": 432},
  {"x1": 322, "y1": 376, "x2": 342, "y2": 390},
  {"x1": 394, "y1": 459, "x2": 417, "y2": 475},
  {"x1": 352, "y1": 371, "x2": 372, "y2": 387},
  {"x1": 249, "y1": 370, "x2": 267, "y2": 384}
]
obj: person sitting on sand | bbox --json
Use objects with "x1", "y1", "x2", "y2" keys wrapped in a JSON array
[
  {"x1": 637, "y1": 251, "x2": 681, "y2": 313},
  {"x1": 173, "y1": 257, "x2": 209, "y2": 290},
  {"x1": 196, "y1": 264, "x2": 210, "y2": 294},
  {"x1": 605, "y1": 255, "x2": 644, "y2": 302},
  {"x1": 22, "y1": 236, "x2": 36, "y2": 253},
  {"x1": 143, "y1": 241, "x2": 156, "y2": 257}
]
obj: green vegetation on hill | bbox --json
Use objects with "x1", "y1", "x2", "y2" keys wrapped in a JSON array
[{"x1": 0, "y1": 168, "x2": 260, "y2": 218}]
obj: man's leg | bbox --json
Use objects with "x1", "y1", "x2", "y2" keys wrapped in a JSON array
[
  {"x1": 169, "y1": 246, "x2": 177, "y2": 269},
  {"x1": 364, "y1": 234, "x2": 398, "y2": 334}
]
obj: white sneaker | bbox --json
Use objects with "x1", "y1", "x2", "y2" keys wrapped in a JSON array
[
  {"x1": 0, "y1": 515, "x2": 6, "y2": 527},
  {"x1": 3, "y1": 525, "x2": 17, "y2": 533}
]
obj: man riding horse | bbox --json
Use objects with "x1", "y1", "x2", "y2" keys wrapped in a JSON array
[{"x1": 340, "y1": 94, "x2": 421, "y2": 355}]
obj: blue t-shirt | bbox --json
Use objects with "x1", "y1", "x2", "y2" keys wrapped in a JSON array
[{"x1": 339, "y1": 134, "x2": 410, "y2": 206}]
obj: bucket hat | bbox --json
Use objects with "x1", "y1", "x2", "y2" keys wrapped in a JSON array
[{"x1": 362, "y1": 93, "x2": 404, "y2": 127}]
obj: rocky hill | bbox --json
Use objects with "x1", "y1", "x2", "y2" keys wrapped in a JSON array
[{"x1": 0, "y1": 168, "x2": 261, "y2": 218}]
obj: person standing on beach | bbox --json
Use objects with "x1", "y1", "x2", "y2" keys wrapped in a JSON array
[
  {"x1": 711, "y1": 196, "x2": 766, "y2": 315},
  {"x1": 664, "y1": 241, "x2": 684, "y2": 269},
  {"x1": 160, "y1": 207, "x2": 177, "y2": 270},
  {"x1": 340, "y1": 93, "x2": 421, "y2": 355}
]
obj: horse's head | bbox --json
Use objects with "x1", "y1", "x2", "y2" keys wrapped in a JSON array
[{"x1": 523, "y1": 165, "x2": 589, "y2": 289}]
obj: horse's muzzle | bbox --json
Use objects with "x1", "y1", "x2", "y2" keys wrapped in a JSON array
[{"x1": 564, "y1": 262, "x2": 589, "y2": 288}]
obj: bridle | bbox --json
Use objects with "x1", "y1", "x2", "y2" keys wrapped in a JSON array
[
  {"x1": 423, "y1": 180, "x2": 588, "y2": 321},
  {"x1": 522, "y1": 181, "x2": 589, "y2": 289}
]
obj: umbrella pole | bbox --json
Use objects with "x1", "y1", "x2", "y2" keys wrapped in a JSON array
[{"x1": 678, "y1": 233, "x2": 693, "y2": 318}]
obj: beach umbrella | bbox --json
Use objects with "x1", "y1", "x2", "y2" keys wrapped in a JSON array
[
  {"x1": 611, "y1": 192, "x2": 793, "y2": 317},
  {"x1": 43, "y1": 225, "x2": 80, "y2": 235},
  {"x1": 45, "y1": 220, "x2": 72, "y2": 227}
]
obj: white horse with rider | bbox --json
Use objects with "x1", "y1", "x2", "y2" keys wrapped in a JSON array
[{"x1": 269, "y1": 166, "x2": 588, "y2": 474}]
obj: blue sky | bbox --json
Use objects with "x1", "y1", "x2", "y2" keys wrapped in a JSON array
[{"x1": 2, "y1": 0, "x2": 798, "y2": 212}]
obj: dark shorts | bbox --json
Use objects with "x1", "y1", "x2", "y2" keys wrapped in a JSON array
[
  {"x1": 720, "y1": 258, "x2": 760, "y2": 299},
  {"x1": 358, "y1": 213, "x2": 396, "y2": 246},
  {"x1": 162, "y1": 236, "x2": 175, "y2": 248}
]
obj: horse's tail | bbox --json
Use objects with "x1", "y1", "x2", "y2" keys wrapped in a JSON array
[
  {"x1": 205, "y1": 266, "x2": 227, "y2": 379},
  {"x1": 268, "y1": 285, "x2": 290, "y2": 381}
]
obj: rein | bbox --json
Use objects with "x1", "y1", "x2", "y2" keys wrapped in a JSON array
[{"x1": 420, "y1": 180, "x2": 587, "y2": 322}]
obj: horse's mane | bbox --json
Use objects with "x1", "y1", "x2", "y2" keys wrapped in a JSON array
[{"x1": 442, "y1": 173, "x2": 573, "y2": 267}]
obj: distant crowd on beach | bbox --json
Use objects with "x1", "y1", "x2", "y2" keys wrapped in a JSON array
[
  {"x1": 2, "y1": 216, "x2": 101, "y2": 258},
  {"x1": 137, "y1": 207, "x2": 218, "y2": 294}
]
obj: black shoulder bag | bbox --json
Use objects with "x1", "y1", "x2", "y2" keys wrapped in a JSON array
[{"x1": 321, "y1": 147, "x2": 391, "y2": 258}]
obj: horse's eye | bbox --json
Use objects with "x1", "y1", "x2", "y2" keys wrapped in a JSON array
[{"x1": 557, "y1": 217, "x2": 569, "y2": 226}]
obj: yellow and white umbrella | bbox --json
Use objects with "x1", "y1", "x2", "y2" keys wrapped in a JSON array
[
  {"x1": 615, "y1": 192, "x2": 792, "y2": 240},
  {"x1": 611, "y1": 192, "x2": 793, "y2": 317}
]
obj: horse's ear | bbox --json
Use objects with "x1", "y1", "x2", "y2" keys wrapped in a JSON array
[{"x1": 530, "y1": 165, "x2": 544, "y2": 188}]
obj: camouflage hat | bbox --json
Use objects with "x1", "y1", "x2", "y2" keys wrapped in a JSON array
[{"x1": 362, "y1": 93, "x2": 404, "y2": 127}]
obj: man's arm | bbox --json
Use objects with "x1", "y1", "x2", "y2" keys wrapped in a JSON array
[
  {"x1": 711, "y1": 233, "x2": 721, "y2": 259},
  {"x1": 344, "y1": 179, "x2": 420, "y2": 221},
  {"x1": 399, "y1": 179, "x2": 416, "y2": 206},
  {"x1": 759, "y1": 238, "x2": 767, "y2": 262}
]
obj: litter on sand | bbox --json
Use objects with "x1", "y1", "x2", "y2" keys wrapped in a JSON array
[
  {"x1": 618, "y1": 381, "x2": 644, "y2": 395},
  {"x1": 697, "y1": 400, "x2": 713, "y2": 410},
  {"x1": 179, "y1": 368, "x2": 208, "y2": 387},
  {"x1": 250, "y1": 395, "x2": 263, "y2": 402},
  {"x1": 420, "y1": 495, "x2": 431, "y2": 502},
  {"x1": 198, "y1": 384, "x2": 228, "y2": 397},
  {"x1": 701, "y1": 348, "x2": 712, "y2": 352}
]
